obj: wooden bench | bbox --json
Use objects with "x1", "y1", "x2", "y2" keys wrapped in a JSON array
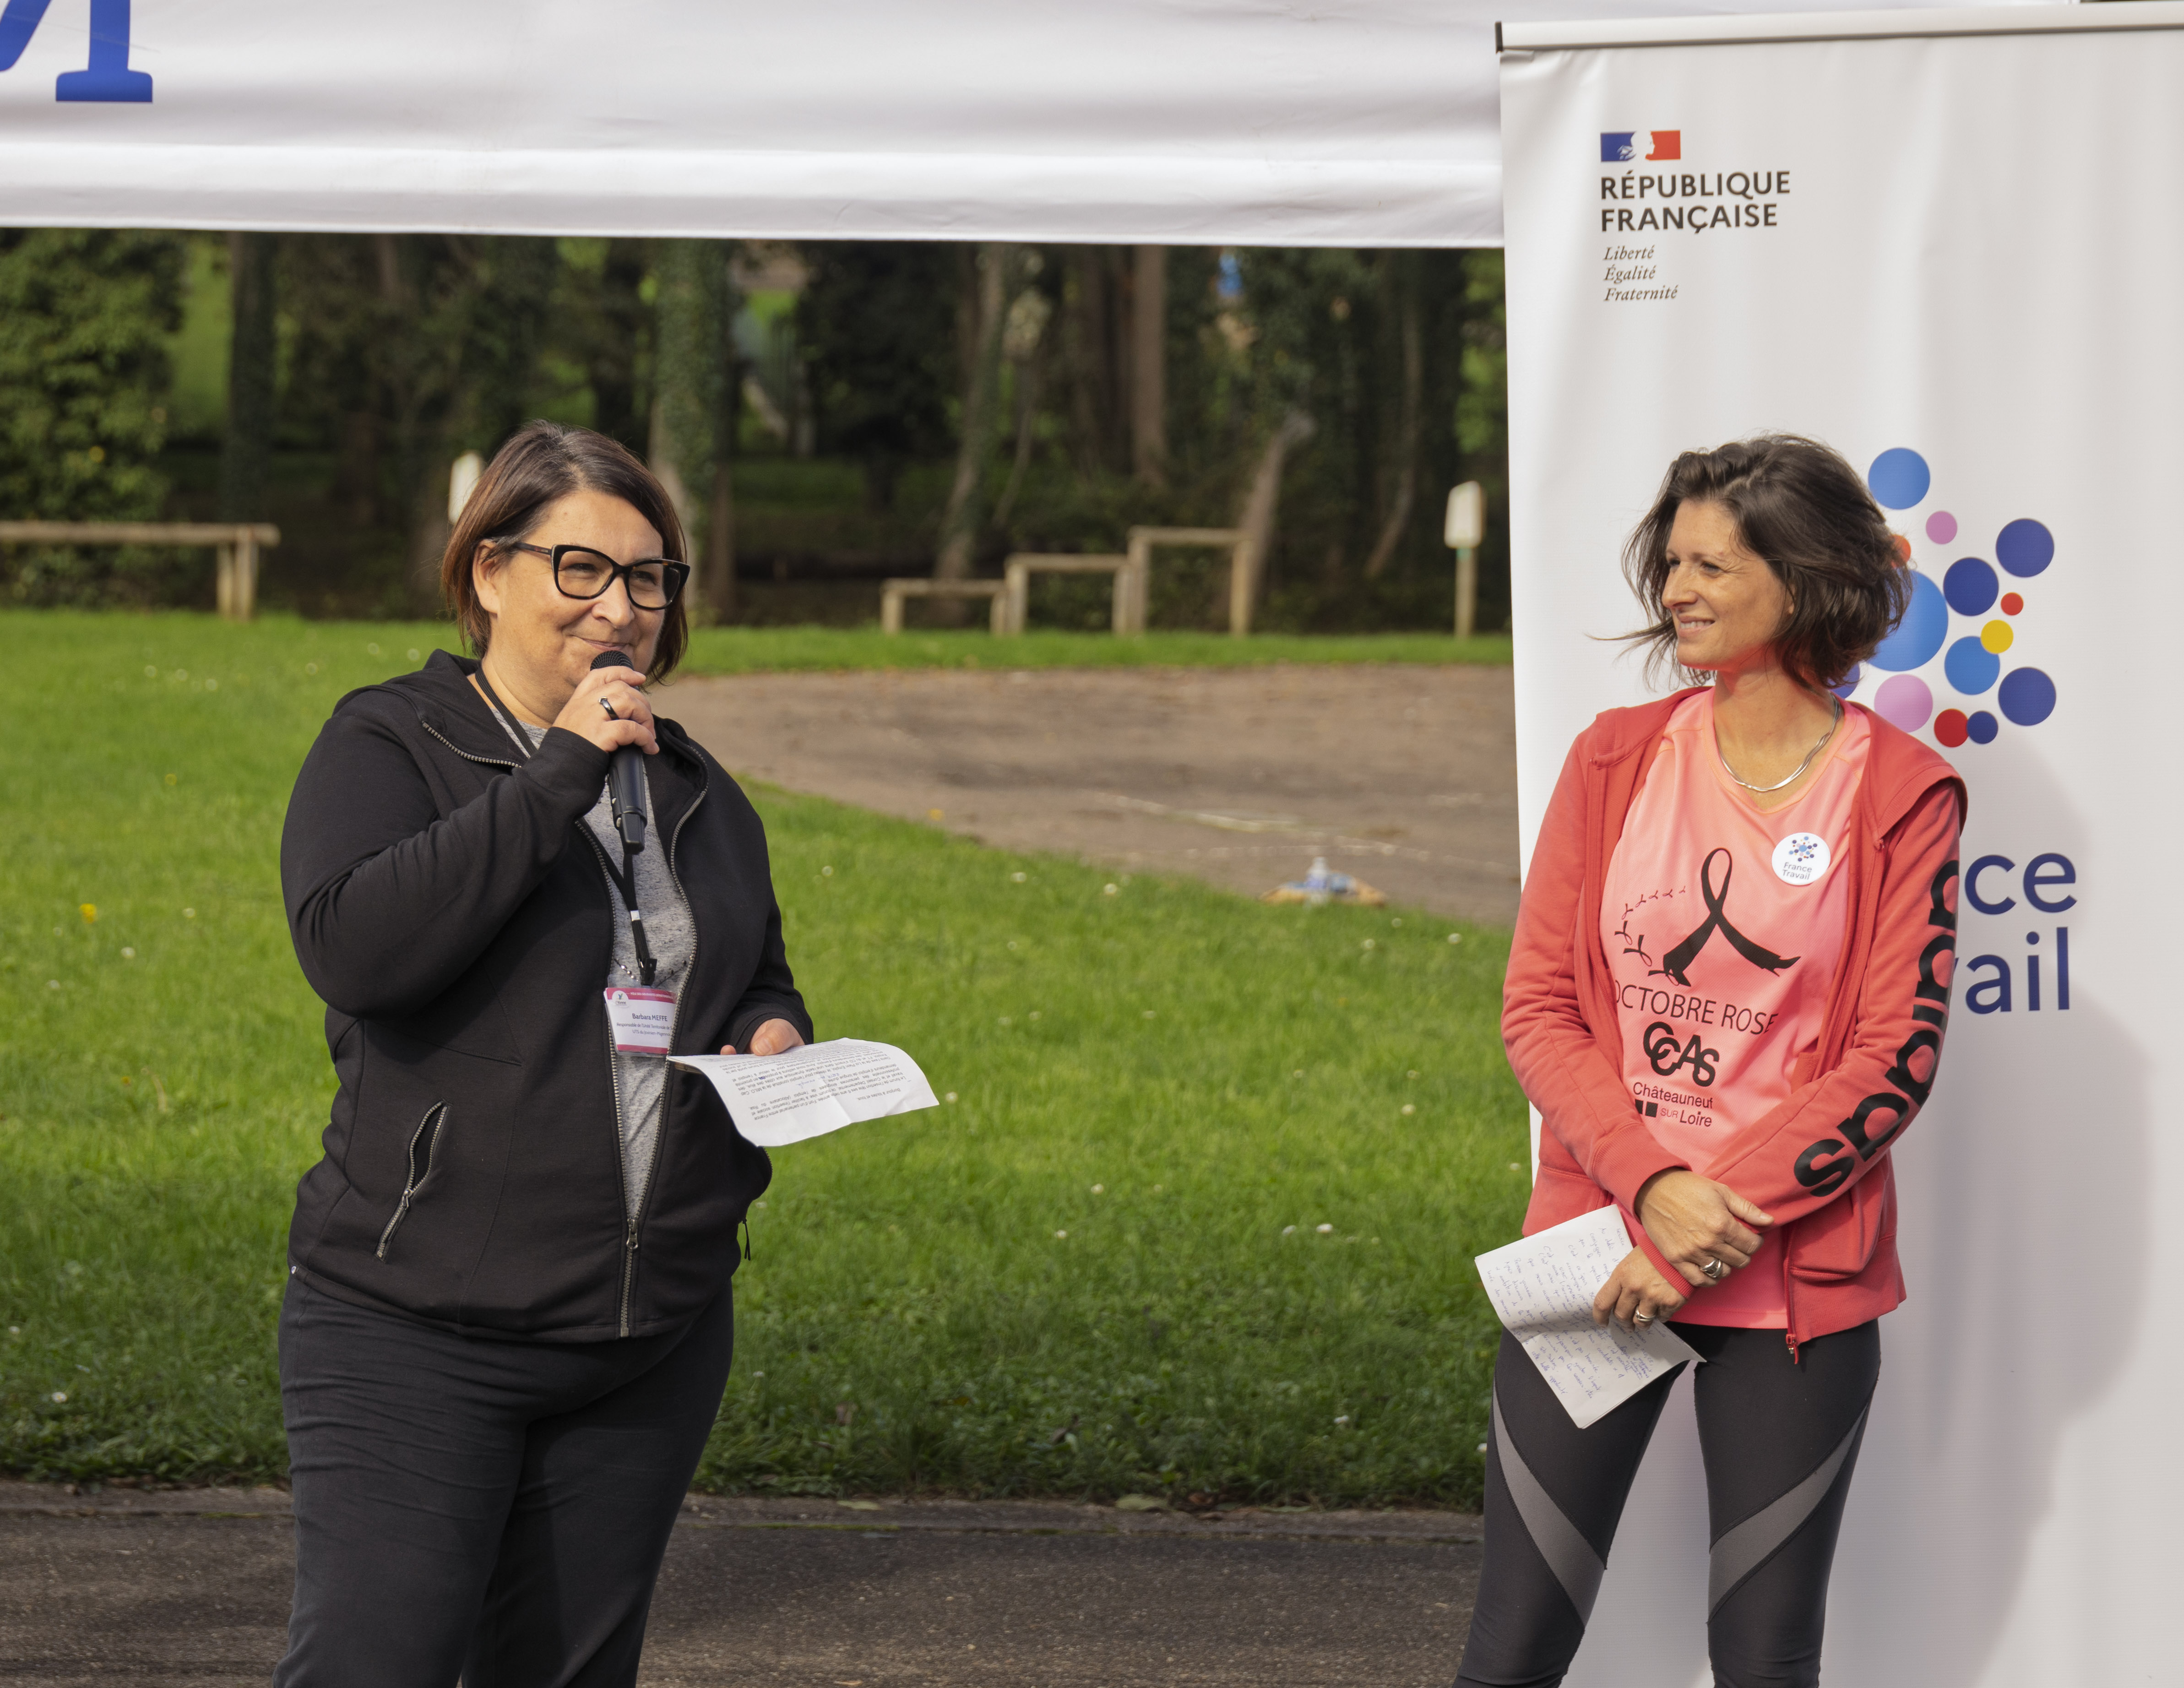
[
  {"x1": 1125, "y1": 526, "x2": 1247, "y2": 634},
  {"x1": 1000, "y1": 554, "x2": 1140, "y2": 635},
  {"x1": 0, "y1": 521, "x2": 281, "y2": 621},
  {"x1": 879, "y1": 576, "x2": 1011, "y2": 635}
]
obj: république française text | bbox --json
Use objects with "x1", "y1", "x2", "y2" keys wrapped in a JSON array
[{"x1": 1600, "y1": 170, "x2": 1788, "y2": 233}]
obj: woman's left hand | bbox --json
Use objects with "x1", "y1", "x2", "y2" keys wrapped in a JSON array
[
  {"x1": 1592, "y1": 1248, "x2": 1690, "y2": 1330},
  {"x1": 1636, "y1": 1169, "x2": 1773, "y2": 1288},
  {"x1": 722, "y1": 1019, "x2": 805, "y2": 1056}
]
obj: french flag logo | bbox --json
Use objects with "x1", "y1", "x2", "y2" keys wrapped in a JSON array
[{"x1": 1601, "y1": 130, "x2": 1682, "y2": 163}]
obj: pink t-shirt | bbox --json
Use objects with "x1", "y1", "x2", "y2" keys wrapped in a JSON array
[{"x1": 1599, "y1": 691, "x2": 1870, "y2": 1327}]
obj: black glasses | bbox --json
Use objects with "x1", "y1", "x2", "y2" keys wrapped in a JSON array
[{"x1": 504, "y1": 542, "x2": 689, "y2": 610}]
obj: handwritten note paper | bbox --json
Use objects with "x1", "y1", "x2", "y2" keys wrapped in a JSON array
[
  {"x1": 1475, "y1": 1205, "x2": 1700, "y2": 1428},
  {"x1": 669, "y1": 1038, "x2": 937, "y2": 1147}
]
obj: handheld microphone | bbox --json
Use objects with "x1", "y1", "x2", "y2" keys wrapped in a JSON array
[{"x1": 590, "y1": 650, "x2": 648, "y2": 852}]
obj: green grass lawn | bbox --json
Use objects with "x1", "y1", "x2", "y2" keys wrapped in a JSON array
[
  {"x1": 0, "y1": 612, "x2": 1527, "y2": 1505},
  {"x1": 678, "y1": 624, "x2": 1512, "y2": 674}
]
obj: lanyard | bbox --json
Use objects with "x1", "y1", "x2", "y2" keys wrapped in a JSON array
[{"x1": 473, "y1": 669, "x2": 659, "y2": 988}]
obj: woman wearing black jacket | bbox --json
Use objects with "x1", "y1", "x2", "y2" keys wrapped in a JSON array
[{"x1": 274, "y1": 423, "x2": 810, "y2": 1686}]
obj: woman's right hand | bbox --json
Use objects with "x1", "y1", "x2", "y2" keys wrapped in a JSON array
[
  {"x1": 1593, "y1": 1248, "x2": 1689, "y2": 1329},
  {"x1": 549, "y1": 663, "x2": 659, "y2": 758},
  {"x1": 1636, "y1": 1168, "x2": 1773, "y2": 1289}
]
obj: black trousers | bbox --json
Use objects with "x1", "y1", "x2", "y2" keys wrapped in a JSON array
[
  {"x1": 273, "y1": 1275, "x2": 734, "y2": 1688},
  {"x1": 1456, "y1": 1321, "x2": 1880, "y2": 1688}
]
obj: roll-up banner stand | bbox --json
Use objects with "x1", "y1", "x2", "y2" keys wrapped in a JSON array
[{"x1": 1499, "y1": 5, "x2": 2184, "y2": 1682}]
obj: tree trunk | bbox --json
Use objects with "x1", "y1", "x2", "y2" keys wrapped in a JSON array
[
  {"x1": 1230, "y1": 410, "x2": 1316, "y2": 635},
  {"x1": 1362, "y1": 256, "x2": 1423, "y2": 581},
  {"x1": 1130, "y1": 245, "x2": 1168, "y2": 486},
  {"x1": 935, "y1": 242, "x2": 1014, "y2": 581},
  {"x1": 990, "y1": 275, "x2": 1053, "y2": 536},
  {"x1": 989, "y1": 346, "x2": 1043, "y2": 537},
  {"x1": 219, "y1": 232, "x2": 278, "y2": 524},
  {"x1": 649, "y1": 239, "x2": 735, "y2": 619},
  {"x1": 1060, "y1": 247, "x2": 1130, "y2": 477},
  {"x1": 373, "y1": 237, "x2": 447, "y2": 607}
]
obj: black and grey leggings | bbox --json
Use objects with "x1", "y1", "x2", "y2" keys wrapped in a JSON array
[{"x1": 1456, "y1": 1320, "x2": 1880, "y2": 1688}]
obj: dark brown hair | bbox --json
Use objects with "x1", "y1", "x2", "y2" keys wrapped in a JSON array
[
  {"x1": 441, "y1": 421, "x2": 690, "y2": 681},
  {"x1": 1621, "y1": 434, "x2": 1909, "y2": 690}
]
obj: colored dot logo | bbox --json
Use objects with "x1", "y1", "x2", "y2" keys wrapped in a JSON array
[{"x1": 1858, "y1": 447, "x2": 2055, "y2": 750}]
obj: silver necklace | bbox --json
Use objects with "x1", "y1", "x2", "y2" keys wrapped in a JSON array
[{"x1": 1717, "y1": 696, "x2": 1842, "y2": 794}]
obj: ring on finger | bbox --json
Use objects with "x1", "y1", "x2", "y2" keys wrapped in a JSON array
[
  {"x1": 600, "y1": 697, "x2": 618, "y2": 720},
  {"x1": 1633, "y1": 1309, "x2": 1655, "y2": 1326},
  {"x1": 1701, "y1": 1256, "x2": 1726, "y2": 1280}
]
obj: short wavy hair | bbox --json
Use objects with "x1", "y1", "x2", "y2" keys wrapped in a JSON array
[
  {"x1": 440, "y1": 421, "x2": 690, "y2": 681},
  {"x1": 1621, "y1": 435, "x2": 1909, "y2": 691}
]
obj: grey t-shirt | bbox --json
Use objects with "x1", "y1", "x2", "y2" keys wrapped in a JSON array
[{"x1": 512, "y1": 721, "x2": 695, "y2": 1223}]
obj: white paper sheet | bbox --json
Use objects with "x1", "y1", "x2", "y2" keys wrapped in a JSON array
[
  {"x1": 1475, "y1": 1205, "x2": 1700, "y2": 1429},
  {"x1": 668, "y1": 1038, "x2": 937, "y2": 1148}
]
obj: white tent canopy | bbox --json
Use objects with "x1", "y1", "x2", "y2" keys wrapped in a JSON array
[{"x1": 0, "y1": 0, "x2": 2063, "y2": 245}]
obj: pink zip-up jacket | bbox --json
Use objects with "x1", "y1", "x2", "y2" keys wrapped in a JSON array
[{"x1": 1504, "y1": 689, "x2": 1966, "y2": 1352}]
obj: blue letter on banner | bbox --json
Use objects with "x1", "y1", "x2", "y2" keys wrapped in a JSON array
[{"x1": 0, "y1": 0, "x2": 153, "y2": 102}]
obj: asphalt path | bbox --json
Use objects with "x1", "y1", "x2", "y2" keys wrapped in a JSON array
[{"x1": 0, "y1": 1485, "x2": 1482, "y2": 1686}]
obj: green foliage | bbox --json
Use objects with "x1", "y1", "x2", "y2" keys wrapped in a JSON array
[
  {"x1": 649, "y1": 240, "x2": 737, "y2": 582},
  {"x1": 0, "y1": 611, "x2": 1523, "y2": 1502},
  {"x1": 2, "y1": 231, "x2": 1511, "y2": 632},
  {"x1": 1453, "y1": 251, "x2": 1511, "y2": 629},
  {"x1": 652, "y1": 241, "x2": 736, "y2": 478},
  {"x1": 0, "y1": 230, "x2": 186, "y2": 605},
  {"x1": 552, "y1": 237, "x2": 652, "y2": 453},
  {"x1": 1233, "y1": 248, "x2": 1510, "y2": 634},
  {"x1": 797, "y1": 244, "x2": 961, "y2": 509},
  {"x1": 271, "y1": 230, "x2": 563, "y2": 598},
  {"x1": 164, "y1": 235, "x2": 234, "y2": 446},
  {"x1": 958, "y1": 244, "x2": 1511, "y2": 636},
  {"x1": 279, "y1": 234, "x2": 561, "y2": 496}
]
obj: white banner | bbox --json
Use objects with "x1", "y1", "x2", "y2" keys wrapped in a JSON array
[
  {"x1": 0, "y1": 0, "x2": 2054, "y2": 243},
  {"x1": 1500, "y1": 5, "x2": 2184, "y2": 1683}
]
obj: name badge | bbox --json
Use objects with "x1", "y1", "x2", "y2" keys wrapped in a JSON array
[
  {"x1": 604, "y1": 986, "x2": 677, "y2": 1054},
  {"x1": 1772, "y1": 831, "x2": 1831, "y2": 886}
]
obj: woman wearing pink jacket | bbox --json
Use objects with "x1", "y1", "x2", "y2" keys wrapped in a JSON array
[{"x1": 1456, "y1": 436, "x2": 1965, "y2": 1688}]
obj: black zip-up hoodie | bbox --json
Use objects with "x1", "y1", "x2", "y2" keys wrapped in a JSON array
[{"x1": 279, "y1": 650, "x2": 810, "y2": 1341}]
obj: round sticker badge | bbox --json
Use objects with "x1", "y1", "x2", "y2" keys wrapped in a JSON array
[{"x1": 1772, "y1": 832, "x2": 1831, "y2": 886}]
